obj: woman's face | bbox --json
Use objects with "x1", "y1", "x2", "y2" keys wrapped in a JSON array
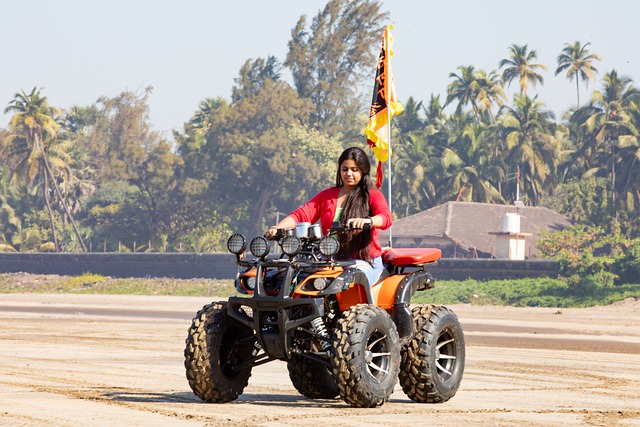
[{"x1": 340, "y1": 159, "x2": 362, "y2": 189}]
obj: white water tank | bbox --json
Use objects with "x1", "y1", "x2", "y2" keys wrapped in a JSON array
[{"x1": 502, "y1": 213, "x2": 521, "y2": 233}]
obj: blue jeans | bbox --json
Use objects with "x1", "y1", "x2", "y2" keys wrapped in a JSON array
[{"x1": 350, "y1": 256, "x2": 384, "y2": 286}]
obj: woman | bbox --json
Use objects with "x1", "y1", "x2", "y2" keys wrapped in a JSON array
[{"x1": 266, "y1": 147, "x2": 392, "y2": 285}]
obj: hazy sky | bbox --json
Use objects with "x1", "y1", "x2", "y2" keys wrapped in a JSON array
[{"x1": 2, "y1": 0, "x2": 638, "y2": 139}]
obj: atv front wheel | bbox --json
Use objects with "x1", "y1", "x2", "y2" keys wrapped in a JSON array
[
  {"x1": 287, "y1": 355, "x2": 339, "y2": 399},
  {"x1": 184, "y1": 302, "x2": 256, "y2": 402},
  {"x1": 331, "y1": 304, "x2": 401, "y2": 408},
  {"x1": 399, "y1": 304, "x2": 465, "y2": 403}
]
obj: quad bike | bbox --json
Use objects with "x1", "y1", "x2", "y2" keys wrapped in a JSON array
[{"x1": 184, "y1": 222, "x2": 465, "y2": 408}]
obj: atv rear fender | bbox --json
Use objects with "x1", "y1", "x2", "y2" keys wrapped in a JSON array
[{"x1": 381, "y1": 248, "x2": 441, "y2": 345}]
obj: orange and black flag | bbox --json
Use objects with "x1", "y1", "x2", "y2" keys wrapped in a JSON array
[{"x1": 365, "y1": 25, "x2": 404, "y2": 188}]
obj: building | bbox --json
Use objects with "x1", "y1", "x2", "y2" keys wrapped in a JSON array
[{"x1": 380, "y1": 201, "x2": 573, "y2": 259}]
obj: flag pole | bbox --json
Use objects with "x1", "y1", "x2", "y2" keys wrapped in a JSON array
[
  {"x1": 384, "y1": 26, "x2": 393, "y2": 248},
  {"x1": 387, "y1": 101, "x2": 392, "y2": 248},
  {"x1": 365, "y1": 24, "x2": 403, "y2": 249}
]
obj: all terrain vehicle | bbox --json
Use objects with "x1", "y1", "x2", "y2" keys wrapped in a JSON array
[{"x1": 184, "y1": 223, "x2": 465, "y2": 408}]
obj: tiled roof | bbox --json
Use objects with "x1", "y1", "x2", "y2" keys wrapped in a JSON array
[{"x1": 381, "y1": 201, "x2": 573, "y2": 258}]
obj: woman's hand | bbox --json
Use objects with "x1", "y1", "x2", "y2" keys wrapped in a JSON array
[
  {"x1": 346, "y1": 217, "x2": 373, "y2": 229},
  {"x1": 266, "y1": 215, "x2": 296, "y2": 238},
  {"x1": 265, "y1": 226, "x2": 279, "y2": 239}
]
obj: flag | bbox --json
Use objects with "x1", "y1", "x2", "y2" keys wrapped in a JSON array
[{"x1": 365, "y1": 25, "x2": 404, "y2": 188}]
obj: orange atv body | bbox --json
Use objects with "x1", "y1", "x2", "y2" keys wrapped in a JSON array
[
  {"x1": 231, "y1": 246, "x2": 441, "y2": 346},
  {"x1": 294, "y1": 247, "x2": 442, "y2": 310}
]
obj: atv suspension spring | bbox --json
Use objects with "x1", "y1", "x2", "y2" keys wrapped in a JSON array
[{"x1": 310, "y1": 317, "x2": 331, "y2": 351}]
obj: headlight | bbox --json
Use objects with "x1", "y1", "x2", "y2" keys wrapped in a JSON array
[
  {"x1": 227, "y1": 233, "x2": 246, "y2": 254},
  {"x1": 313, "y1": 277, "x2": 329, "y2": 291},
  {"x1": 281, "y1": 236, "x2": 301, "y2": 256},
  {"x1": 318, "y1": 236, "x2": 339, "y2": 257},
  {"x1": 250, "y1": 236, "x2": 270, "y2": 258},
  {"x1": 244, "y1": 276, "x2": 256, "y2": 290}
]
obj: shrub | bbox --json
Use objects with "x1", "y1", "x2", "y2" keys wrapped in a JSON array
[{"x1": 611, "y1": 240, "x2": 640, "y2": 285}]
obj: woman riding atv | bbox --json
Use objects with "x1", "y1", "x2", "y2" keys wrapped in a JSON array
[{"x1": 266, "y1": 146, "x2": 392, "y2": 286}]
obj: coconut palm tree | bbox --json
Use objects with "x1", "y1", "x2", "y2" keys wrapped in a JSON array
[
  {"x1": 616, "y1": 135, "x2": 640, "y2": 216},
  {"x1": 394, "y1": 96, "x2": 425, "y2": 135},
  {"x1": 4, "y1": 88, "x2": 61, "y2": 248},
  {"x1": 499, "y1": 44, "x2": 547, "y2": 96},
  {"x1": 3, "y1": 87, "x2": 87, "y2": 251},
  {"x1": 473, "y1": 69, "x2": 507, "y2": 123},
  {"x1": 438, "y1": 113, "x2": 504, "y2": 204},
  {"x1": 498, "y1": 95, "x2": 559, "y2": 205},
  {"x1": 393, "y1": 131, "x2": 439, "y2": 216},
  {"x1": 555, "y1": 41, "x2": 601, "y2": 108},
  {"x1": 446, "y1": 65, "x2": 481, "y2": 118},
  {"x1": 582, "y1": 70, "x2": 640, "y2": 210},
  {"x1": 446, "y1": 66, "x2": 506, "y2": 123},
  {"x1": 0, "y1": 168, "x2": 21, "y2": 250}
]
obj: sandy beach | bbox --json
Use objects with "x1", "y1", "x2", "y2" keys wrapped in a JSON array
[{"x1": 0, "y1": 293, "x2": 638, "y2": 426}]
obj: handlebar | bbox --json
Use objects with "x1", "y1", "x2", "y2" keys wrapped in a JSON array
[
  {"x1": 329, "y1": 220, "x2": 372, "y2": 233},
  {"x1": 266, "y1": 220, "x2": 371, "y2": 241}
]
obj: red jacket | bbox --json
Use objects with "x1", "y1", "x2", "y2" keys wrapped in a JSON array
[{"x1": 289, "y1": 186, "x2": 392, "y2": 259}]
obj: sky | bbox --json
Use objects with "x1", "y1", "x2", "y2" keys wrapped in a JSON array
[{"x1": 2, "y1": 0, "x2": 639, "y2": 140}]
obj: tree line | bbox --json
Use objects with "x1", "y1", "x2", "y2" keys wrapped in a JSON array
[{"x1": 1, "y1": 0, "x2": 638, "y2": 254}]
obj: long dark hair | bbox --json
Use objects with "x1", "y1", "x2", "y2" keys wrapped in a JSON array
[{"x1": 335, "y1": 147, "x2": 373, "y2": 262}]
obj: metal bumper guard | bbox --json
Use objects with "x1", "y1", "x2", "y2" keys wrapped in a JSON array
[{"x1": 227, "y1": 295, "x2": 323, "y2": 360}]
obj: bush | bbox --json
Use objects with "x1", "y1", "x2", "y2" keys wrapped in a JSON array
[
  {"x1": 411, "y1": 276, "x2": 638, "y2": 308},
  {"x1": 611, "y1": 240, "x2": 640, "y2": 285}
]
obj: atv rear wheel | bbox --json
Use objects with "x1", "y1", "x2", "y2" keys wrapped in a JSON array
[
  {"x1": 287, "y1": 355, "x2": 339, "y2": 399},
  {"x1": 331, "y1": 304, "x2": 401, "y2": 408},
  {"x1": 399, "y1": 304, "x2": 465, "y2": 403},
  {"x1": 184, "y1": 302, "x2": 256, "y2": 402}
]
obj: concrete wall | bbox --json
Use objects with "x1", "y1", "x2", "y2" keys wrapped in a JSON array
[
  {"x1": 0, "y1": 253, "x2": 558, "y2": 281},
  {"x1": 0, "y1": 253, "x2": 239, "y2": 280},
  {"x1": 429, "y1": 258, "x2": 558, "y2": 281}
]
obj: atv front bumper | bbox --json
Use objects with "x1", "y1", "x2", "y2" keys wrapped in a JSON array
[{"x1": 227, "y1": 296, "x2": 323, "y2": 360}]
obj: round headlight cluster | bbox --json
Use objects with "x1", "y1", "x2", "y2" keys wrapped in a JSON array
[
  {"x1": 245, "y1": 276, "x2": 256, "y2": 290},
  {"x1": 250, "y1": 236, "x2": 270, "y2": 258},
  {"x1": 313, "y1": 277, "x2": 329, "y2": 291},
  {"x1": 227, "y1": 233, "x2": 246, "y2": 254},
  {"x1": 318, "y1": 236, "x2": 339, "y2": 257},
  {"x1": 281, "y1": 236, "x2": 302, "y2": 256}
]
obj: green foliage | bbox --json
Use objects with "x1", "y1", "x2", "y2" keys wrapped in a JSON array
[
  {"x1": 612, "y1": 240, "x2": 640, "y2": 284},
  {"x1": 536, "y1": 224, "x2": 602, "y2": 264},
  {"x1": 412, "y1": 278, "x2": 639, "y2": 308},
  {"x1": 177, "y1": 224, "x2": 233, "y2": 253},
  {"x1": 285, "y1": 0, "x2": 388, "y2": 131},
  {"x1": 544, "y1": 178, "x2": 611, "y2": 229},
  {"x1": 83, "y1": 181, "x2": 150, "y2": 250},
  {"x1": 537, "y1": 225, "x2": 639, "y2": 293}
]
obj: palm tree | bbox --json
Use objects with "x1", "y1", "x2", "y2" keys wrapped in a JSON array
[
  {"x1": 3, "y1": 87, "x2": 87, "y2": 251},
  {"x1": 616, "y1": 135, "x2": 640, "y2": 217},
  {"x1": 555, "y1": 41, "x2": 601, "y2": 108},
  {"x1": 499, "y1": 44, "x2": 547, "y2": 96},
  {"x1": 498, "y1": 95, "x2": 559, "y2": 205},
  {"x1": 393, "y1": 132, "x2": 438, "y2": 216},
  {"x1": 582, "y1": 70, "x2": 640, "y2": 210},
  {"x1": 473, "y1": 69, "x2": 506, "y2": 123},
  {"x1": 394, "y1": 96, "x2": 425, "y2": 135},
  {"x1": 438, "y1": 113, "x2": 505, "y2": 204},
  {"x1": 446, "y1": 65, "x2": 481, "y2": 118},
  {"x1": 0, "y1": 168, "x2": 21, "y2": 250},
  {"x1": 446, "y1": 66, "x2": 506, "y2": 123}
]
